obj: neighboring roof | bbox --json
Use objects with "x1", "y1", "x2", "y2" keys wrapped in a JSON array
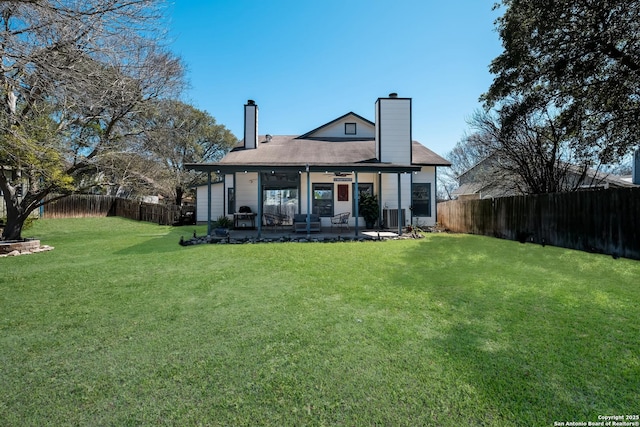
[
  {"x1": 455, "y1": 154, "x2": 637, "y2": 197},
  {"x1": 579, "y1": 168, "x2": 637, "y2": 188},
  {"x1": 451, "y1": 182, "x2": 486, "y2": 197}
]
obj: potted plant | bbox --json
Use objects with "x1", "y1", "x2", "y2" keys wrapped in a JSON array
[
  {"x1": 213, "y1": 215, "x2": 233, "y2": 236},
  {"x1": 358, "y1": 193, "x2": 379, "y2": 229}
]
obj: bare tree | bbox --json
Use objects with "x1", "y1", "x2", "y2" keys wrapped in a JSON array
[
  {"x1": 440, "y1": 114, "x2": 510, "y2": 200},
  {"x1": 0, "y1": 0, "x2": 183, "y2": 240},
  {"x1": 459, "y1": 105, "x2": 608, "y2": 196}
]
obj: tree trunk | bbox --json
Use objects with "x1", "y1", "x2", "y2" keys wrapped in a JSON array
[
  {"x1": 1, "y1": 193, "x2": 26, "y2": 241},
  {"x1": 1, "y1": 214, "x2": 25, "y2": 241},
  {"x1": 1, "y1": 173, "x2": 30, "y2": 241},
  {"x1": 175, "y1": 186, "x2": 183, "y2": 206}
]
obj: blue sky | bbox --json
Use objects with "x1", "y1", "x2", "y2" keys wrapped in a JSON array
[{"x1": 167, "y1": 1, "x2": 503, "y2": 157}]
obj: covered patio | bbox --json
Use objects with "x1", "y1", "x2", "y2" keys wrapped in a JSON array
[{"x1": 185, "y1": 162, "x2": 421, "y2": 240}]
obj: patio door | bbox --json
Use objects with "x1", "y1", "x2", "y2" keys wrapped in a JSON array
[{"x1": 261, "y1": 172, "x2": 299, "y2": 224}]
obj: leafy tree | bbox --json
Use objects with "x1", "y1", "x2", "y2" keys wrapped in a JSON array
[
  {"x1": 483, "y1": 0, "x2": 640, "y2": 165},
  {"x1": 75, "y1": 100, "x2": 237, "y2": 205},
  {"x1": 0, "y1": 0, "x2": 183, "y2": 240},
  {"x1": 137, "y1": 99, "x2": 237, "y2": 206}
]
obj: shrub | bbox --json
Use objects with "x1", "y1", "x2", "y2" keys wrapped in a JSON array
[{"x1": 214, "y1": 215, "x2": 233, "y2": 229}]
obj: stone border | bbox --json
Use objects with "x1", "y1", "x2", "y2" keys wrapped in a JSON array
[
  {"x1": 0, "y1": 239, "x2": 55, "y2": 257},
  {"x1": 179, "y1": 232, "x2": 424, "y2": 246}
]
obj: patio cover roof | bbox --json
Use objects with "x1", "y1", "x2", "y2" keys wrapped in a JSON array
[{"x1": 185, "y1": 162, "x2": 422, "y2": 174}]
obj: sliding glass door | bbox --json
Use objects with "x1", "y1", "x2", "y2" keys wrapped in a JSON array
[{"x1": 261, "y1": 172, "x2": 299, "y2": 224}]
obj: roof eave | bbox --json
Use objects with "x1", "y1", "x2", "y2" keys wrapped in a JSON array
[{"x1": 185, "y1": 162, "x2": 421, "y2": 174}]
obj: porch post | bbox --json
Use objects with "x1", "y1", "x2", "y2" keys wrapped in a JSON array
[
  {"x1": 378, "y1": 172, "x2": 383, "y2": 227},
  {"x1": 207, "y1": 171, "x2": 212, "y2": 236},
  {"x1": 397, "y1": 173, "x2": 402, "y2": 236},
  {"x1": 433, "y1": 167, "x2": 437, "y2": 224},
  {"x1": 354, "y1": 171, "x2": 359, "y2": 237},
  {"x1": 306, "y1": 164, "x2": 311, "y2": 236},
  {"x1": 257, "y1": 171, "x2": 262, "y2": 238},
  {"x1": 222, "y1": 174, "x2": 226, "y2": 216}
]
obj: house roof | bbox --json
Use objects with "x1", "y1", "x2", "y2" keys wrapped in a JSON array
[
  {"x1": 187, "y1": 135, "x2": 450, "y2": 174},
  {"x1": 411, "y1": 141, "x2": 452, "y2": 166},
  {"x1": 187, "y1": 106, "x2": 451, "y2": 174},
  {"x1": 224, "y1": 135, "x2": 376, "y2": 165}
]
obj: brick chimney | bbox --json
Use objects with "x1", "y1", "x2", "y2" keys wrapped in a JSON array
[
  {"x1": 375, "y1": 93, "x2": 412, "y2": 164},
  {"x1": 244, "y1": 100, "x2": 258, "y2": 150}
]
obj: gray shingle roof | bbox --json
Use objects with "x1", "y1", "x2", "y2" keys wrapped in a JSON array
[{"x1": 221, "y1": 135, "x2": 450, "y2": 167}]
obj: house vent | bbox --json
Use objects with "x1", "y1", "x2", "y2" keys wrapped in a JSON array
[{"x1": 388, "y1": 92, "x2": 398, "y2": 98}]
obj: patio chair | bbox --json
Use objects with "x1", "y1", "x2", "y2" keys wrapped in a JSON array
[
  {"x1": 331, "y1": 212, "x2": 350, "y2": 232},
  {"x1": 263, "y1": 213, "x2": 284, "y2": 232}
]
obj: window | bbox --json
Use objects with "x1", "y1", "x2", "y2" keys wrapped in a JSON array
[
  {"x1": 411, "y1": 183, "x2": 431, "y2": 216},
  {"x1": 227, "y1": 188, "x2": 235, "y2": 214},
  {"x1": 352, "y1": 183, "x2": 373, "y2": 213},
  {"x1": 312, "y1": 183, "x2": 333, "y2": 217},
  {"x1": 345, "y1": 123, "x2": 356, "y2": 135}
]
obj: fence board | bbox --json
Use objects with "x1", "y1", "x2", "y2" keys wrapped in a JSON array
[
  {"x1": 42, "y1": 195, "x2": 180, "y2": 225},
  {"x1": 437, "y1": 188, "x2": 640, "y2": 260},
  {"x1": 43, "y1": 195, "x2": 117, "y2": 218}
]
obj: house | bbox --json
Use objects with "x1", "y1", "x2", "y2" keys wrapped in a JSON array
[
  {"x1": 452, "y1": 155, "x2": 520, "y2": 200},
  {"x1": 186, "y1": 93, "x2": 451, "y2": 236},
  {"x1": 452, "y1": 153, "x2": 640, "y2": 200}
]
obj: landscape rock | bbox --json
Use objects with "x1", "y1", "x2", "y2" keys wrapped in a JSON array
[{"x1": 0, "y1": 244, "x2": 55, "y2": 258}]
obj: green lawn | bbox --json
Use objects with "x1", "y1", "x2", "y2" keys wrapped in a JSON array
[{"x1": 1, "y1": 217, "x2": 638, "y2": 426}]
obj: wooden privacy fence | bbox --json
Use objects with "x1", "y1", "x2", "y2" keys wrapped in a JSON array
[
  {"x1": 43, "y1": 195, "x2": 118, "y2": 218},
  {"x1": 437, "y1": 187, "x2": 640, "y2": 260},
  {"x1": 43, "y1": 195, "x2": 180, "y2": 225}
]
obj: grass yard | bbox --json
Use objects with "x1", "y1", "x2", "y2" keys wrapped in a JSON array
[{"x1": 1, "y1": 217, "x2": 639, "y2": 426}]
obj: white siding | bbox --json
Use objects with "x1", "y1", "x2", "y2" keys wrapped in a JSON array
[
  {"x1": 380, "y1": 173, "x2": 411, "y2": 216},
  {"x1": 311, "y1": 116, "x2": 375, "y2": 139},
  {"x1": 196, "y1": 182, "x2": 224, "y2": 224},
  {"x1": 376, "y1": 98, "x2": 411, "y2": 165},
  {"x1": 244, "y1": 104, "x2": 258, "y2": 149},
  {"x1": 234, "y1": 172, "x2": 259, "y2": 213}
]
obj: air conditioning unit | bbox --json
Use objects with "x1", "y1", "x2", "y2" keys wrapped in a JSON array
[{"x1": 382, "y1": 209, "x2": 405, "y2": 229}]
